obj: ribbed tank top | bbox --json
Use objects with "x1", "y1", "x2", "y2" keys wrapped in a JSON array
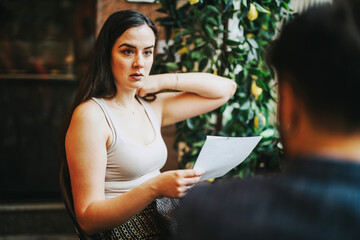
[{"x1": 92, "y1": 97, "x2": 168, "y2": 199}]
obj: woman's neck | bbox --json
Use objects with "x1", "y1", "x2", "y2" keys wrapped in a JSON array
[{"x1": 107, "y1": 88, "x2": 139, "y2": 112}]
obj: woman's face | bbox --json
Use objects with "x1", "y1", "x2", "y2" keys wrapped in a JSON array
[{"x1": 111, "y1": 24, "x2": 155, "y2": 91}]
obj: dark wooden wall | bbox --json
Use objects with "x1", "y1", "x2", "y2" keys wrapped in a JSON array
[{"x1": 0, "y1": 0, "x2": 177, "y2": 202}]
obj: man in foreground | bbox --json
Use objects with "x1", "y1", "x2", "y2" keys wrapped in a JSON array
[{"x1": 175, "y1": 2, "x2": 360, "y2": 239}]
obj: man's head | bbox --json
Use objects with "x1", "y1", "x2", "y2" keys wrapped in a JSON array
[{"x1": 267, "y1": 1, "x2": 360, "y2": 158}]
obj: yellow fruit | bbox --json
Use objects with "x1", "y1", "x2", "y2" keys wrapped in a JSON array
[
  {"x1": 251, "y1": 80, "x2": 263, "y2": 100},
  {"x1": 247, "y1": 3, "x2": 258, "y2": 21},
  {"x1": 177, "y1": 46, "x2": 189, "y2": 55},
  {"x1": 207, "y1": 178, "x2": 215, "y2": 183},
  {"x1": 261, "y1": 24, "x2": 268, "y2": 31},
  {"x1": 254, "y1": 113, "x2": 266, "y2": 128},
  {"x1": 213, "y1": 69, "x2": 218, "y2": 75},
  {"x1": 246, "y1": 33, "x2": 255, "y2": 38},
  {"x1": 188, "y1": 0, "x2": 199, "y2": 5}
]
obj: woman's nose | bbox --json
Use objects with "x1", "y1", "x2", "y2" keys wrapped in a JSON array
[{"x1": 133, "y1": 54, "x2": 144, "y2": 69}]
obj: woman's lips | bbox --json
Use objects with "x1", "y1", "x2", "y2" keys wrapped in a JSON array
[{"x1": 130, "y1": 73, "x2": 143, "y2": 81}]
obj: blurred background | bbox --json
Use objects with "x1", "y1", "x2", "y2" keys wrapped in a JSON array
[{"x1": 0, "y1": 0, "x2": 331, "y2": 239}]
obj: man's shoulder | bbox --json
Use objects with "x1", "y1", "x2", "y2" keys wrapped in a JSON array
[
  {"x1": 177, "y1": 168, "x2": 360, "y2": 240},
  {"x1": 189, "y1": 176, "x2": 272, "y2": 199},
  {"x1": 176, "y1": 176, "x2": 283, "y2": 239},
  {"x1": 201, "y1": 174, "x2": 275, "y2": 191},
  {"x1": 182, "y1": 176, "x2": 278, "y2": 213}
]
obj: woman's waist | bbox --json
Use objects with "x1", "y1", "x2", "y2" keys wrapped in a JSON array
[{"x1": 104, "y1": 169, "x2": 160, "y2": 199}]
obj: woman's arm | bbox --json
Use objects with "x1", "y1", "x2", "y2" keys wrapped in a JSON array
[
  {"x1": 65, "y1": 101, "x2": 203, "y2": 235},
  {"x1": 139, "y1": 73, "x2": 237, "y2": 126}
]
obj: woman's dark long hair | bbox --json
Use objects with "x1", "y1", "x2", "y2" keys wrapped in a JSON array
[{"x1": 59, "y1": 10, "x2": 158, "y2": 160}]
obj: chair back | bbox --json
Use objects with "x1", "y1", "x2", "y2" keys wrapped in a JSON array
[{"x1": 59, "y1": 159, "x2": 92, "y2": 240}]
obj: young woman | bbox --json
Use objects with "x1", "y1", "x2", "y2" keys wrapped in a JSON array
[{"x1": 63, "y1": 10, "x2": 236, "y2": 239}]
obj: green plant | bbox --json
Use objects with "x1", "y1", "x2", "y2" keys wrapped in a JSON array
[{"x1": 153, "y1": 0, "x2": 292, "y2": 179}]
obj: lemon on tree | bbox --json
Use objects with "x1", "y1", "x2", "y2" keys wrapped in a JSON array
[
  {"x1": 247, "y1": 3, "x2": 258, "y2": 21},
  {"x1": 254, "y1": 113, "x2": 266, "y2": 129},
  {"x1": 188, "y1": 0, "x2": 199, "y2": 5},
  {"x1": 177, "y1": 46, "x2": 189, "y2": 55},
  {"x1": 246, "y1": 33, "x2": 255, "y2": 38},
  {"x1": 251, "y1": 78, "x2": 263, "y2": 100}
]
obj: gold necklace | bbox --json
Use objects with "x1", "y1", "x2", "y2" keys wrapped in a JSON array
[
  {"x1": 111, "y1": 96, "x2": 142, "y2": 116},
  {"x1": 112, "y1": 102, "x2": 138, "y2": 115}
]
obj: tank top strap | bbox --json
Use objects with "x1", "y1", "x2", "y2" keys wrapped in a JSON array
[
  {"x1": 138, "y1": 97, "x2": 161, "y2": 130},
  {"x1": 91, "y1": 97, "x2": 117, "y2": 149}
]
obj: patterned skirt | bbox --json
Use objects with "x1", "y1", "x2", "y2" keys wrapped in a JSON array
[{"x1": 91, "y1": 197, "x2": 179, "y2": 240}]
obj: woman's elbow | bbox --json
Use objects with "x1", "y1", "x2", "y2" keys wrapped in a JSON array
[
  {"x1": 229, "y1": 80, "x2": 237, "y2": 98},
  {"x1": 215, "y1": 80, "x2": 236, "y2": 107},
  {"x1": 223, "y1": 80, "x2": 237, "y2": 101},
  {"x1": 76, "y1": 210, "x2": 99, "y2": 236}
]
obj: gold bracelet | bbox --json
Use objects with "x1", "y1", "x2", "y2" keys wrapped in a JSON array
[{"x1": 174, "y1": 73, "x2": 179, "y2": 90}]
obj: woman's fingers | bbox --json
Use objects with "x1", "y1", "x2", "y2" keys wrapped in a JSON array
[
  {"x1": 178, "y1": 168, "x2": 205, "y2": 178},
  {"x1": 177, "y1": 169, "x2": 205, "y2": 191},
  {"x1": 154, "y1": 169, "x2": 206, "y2": 198},
  {"x1": 137, "y1": 88, "x2": 147, "y2": 97},
  {"x1": 173, "y1": 169, "x2": 205, "y2": 186},
  {"x1": 180, "y1": 176, "x2": 201, "y2": 186}
]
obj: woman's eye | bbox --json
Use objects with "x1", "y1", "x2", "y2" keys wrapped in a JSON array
[
  {"x1": 144, "y1": 50, "x2": 153, "y2": 56},
  {"x1": 122, "y1": 49, "x2": 134, "y2": 55}
]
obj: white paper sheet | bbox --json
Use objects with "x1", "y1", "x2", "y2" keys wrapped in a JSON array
[{"x1": 193, "y1": 135, "x2": 262, "y2": 181}]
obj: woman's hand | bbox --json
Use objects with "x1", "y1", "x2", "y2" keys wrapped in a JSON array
[
  {"x1": 137, "y1": 76, "x2": 163, "y2": 97},
  {"x1": 149, "y1": 169, "x2": 205, "y2": 198}
]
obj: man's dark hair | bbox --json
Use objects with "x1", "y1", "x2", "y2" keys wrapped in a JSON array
[{"x1": 267, "y1": 1, "x2": 360, "y2": 133}]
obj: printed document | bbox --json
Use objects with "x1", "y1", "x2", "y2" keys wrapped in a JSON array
[{"x1": 193, "y1": 135, "x2": 262, "y2": 181}]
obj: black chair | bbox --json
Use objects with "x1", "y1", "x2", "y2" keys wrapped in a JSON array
[{"x1": 59, "y1": 159, "x2": 92, "y2": 240}]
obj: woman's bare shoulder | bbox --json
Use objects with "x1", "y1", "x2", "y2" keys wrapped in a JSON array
[
  {"x1": 71, "y1": 99, "x2": 106, "y2": 126},
  {"x1": 67, "y1": 99, "x2": 110, "y2": 143}
]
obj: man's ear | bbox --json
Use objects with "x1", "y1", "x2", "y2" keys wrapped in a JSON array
[
  {"x1": 278, "y1": 76, "x2": 305, "y2": 157},
  {"x1": 278, "y1": 80, "x2": 298, "y2": 132},
  {"x1": 278, "y1": 77, "x2": 302, "y2": 158}
]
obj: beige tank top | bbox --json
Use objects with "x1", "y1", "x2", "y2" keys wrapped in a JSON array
[{"x1": 92, "y1": 97, "x2": 168, "y2": 199}]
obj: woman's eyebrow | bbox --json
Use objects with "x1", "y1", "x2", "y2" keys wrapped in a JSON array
[
  {"x1": 118, "y1": 43, "x2": 154, "y2": 49},
  {"x1": 118, "y1": 43, "x2": 136, "y2": 49}
]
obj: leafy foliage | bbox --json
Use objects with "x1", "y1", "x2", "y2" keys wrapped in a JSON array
[{"x1": 153, "y1": 0, "x2": 292, "y2": 179}]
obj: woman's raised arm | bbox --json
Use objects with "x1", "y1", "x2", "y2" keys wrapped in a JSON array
[{"x1": 139, "y1": 73, "x2": 237, "y2": 126}]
